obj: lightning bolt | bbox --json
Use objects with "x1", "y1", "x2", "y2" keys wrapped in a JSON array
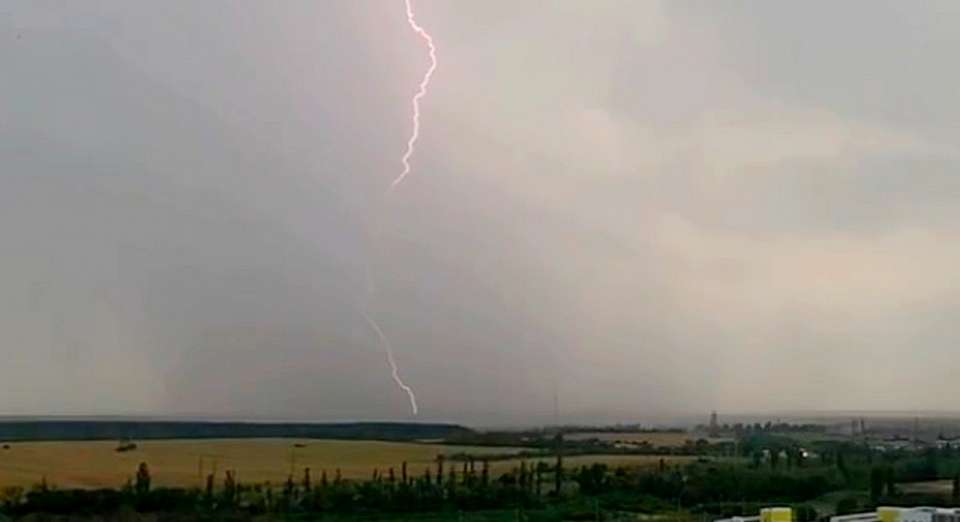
[
  {"x1": 359, "y1": 0, "x2": 436, "y2": 417},
  {"x1": 391, "y1": 0, "x2": 438, "y2": 189},
  {"x1": 360, "y1": 308, "x2": 419, "y2": 415}
]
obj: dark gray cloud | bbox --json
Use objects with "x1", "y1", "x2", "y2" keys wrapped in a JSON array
[{"x1": 2, "y1": 1, "x2": 959, "y2": 424}]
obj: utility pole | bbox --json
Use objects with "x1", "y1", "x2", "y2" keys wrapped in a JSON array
[
  {"x1": 290, "y1": 446, "x2": 296, "y2": 476},
  {"x1": 553, "y1": 379, "x2": 560, "y2": 428},
  {"x1": 554, "y1": 431, "x2": 564, "y2": 495}
]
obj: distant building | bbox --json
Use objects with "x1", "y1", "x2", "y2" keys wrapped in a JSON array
[
  {"x1": 829, "y1": 506, "x2": 960, "y2": 522},
  {"x1": 719, "y1": 506, "x2": 960, "y2": 522},
  {"x1": 900, "y1": 507, "x2": 960, "y2": 522},
  {"x1": 762, "y1": 507, "x2": 792, "y2": 522},
  {"x1": 717, "y1": 507, "x2": 791, "y2": 522},
  {"x1": 709, "y1": 411, "x2": 720, "y2": 437}
]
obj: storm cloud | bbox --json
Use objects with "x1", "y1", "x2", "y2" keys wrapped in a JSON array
[{"x1": 2, "y1": 1, "x2": 959, "y2": 424}]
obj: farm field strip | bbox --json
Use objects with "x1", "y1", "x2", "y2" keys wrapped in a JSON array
[{"x1": 0, "y1": 439, "x2": 691, "y2": 489}]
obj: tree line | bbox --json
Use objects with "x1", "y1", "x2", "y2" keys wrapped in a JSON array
[
  {"x1": 7, "y1": 437, "x2": 960, "y2": 519},
  {"x1": 0, "y1": 454, "x2": 837, "y2": 519}
]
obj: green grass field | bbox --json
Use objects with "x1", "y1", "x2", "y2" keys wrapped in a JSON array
[{"x1": 0, "y1": 439, "x2": 692, "y2": 490}]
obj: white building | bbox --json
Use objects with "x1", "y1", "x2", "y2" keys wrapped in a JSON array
[
  {"x1": 717, "y1": 507, "x2": 791, "y2": 522},
  {"x1": 828, "y1": 507, "x2": 960, "y2": 522},
  {"x1": 719, "y1": 506, "x2": 960, "y2": 522}
]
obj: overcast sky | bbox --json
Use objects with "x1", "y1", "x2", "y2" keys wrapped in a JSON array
[{"x1": 2, "y1": 1, "x2": 959, "y2": 425}]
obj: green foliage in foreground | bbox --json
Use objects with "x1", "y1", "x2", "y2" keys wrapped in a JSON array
[
  {"x1": 8, "y1": 438, "x2": 960, "y2": 520},
  {"x1": 0, "y1": 457, "x2": 833, "y2": 520}
]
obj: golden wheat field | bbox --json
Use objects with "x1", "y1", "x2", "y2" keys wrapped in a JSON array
[
  {"x1": 563, "y1": 432, "x2": 735, "y2": 448},
  {"x1": 0, "y1": 439, "x2": 691, "y2": 490},
  {"x1": 563, "y1": 431, "x2": 693, "y2": 446}
]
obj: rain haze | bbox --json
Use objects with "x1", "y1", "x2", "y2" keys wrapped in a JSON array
[{"x1": 2, "y1": 1, "x2": 960, "y2": 426}]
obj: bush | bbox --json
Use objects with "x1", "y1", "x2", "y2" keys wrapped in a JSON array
[
  {"x1": 794, "y1": 504, "x2": 818, "y2": 522},
  {"x1": 835, "y1": 496, "x2": 860, "y2": 515}
]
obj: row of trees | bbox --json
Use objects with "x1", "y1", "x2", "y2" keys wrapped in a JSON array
[
  {"x1": 3, "y1": 455, "x2": 569, "y2": 516},
  {"x1": 2, "y1": 457, "x2": 843, "y2": 517},
  {"x1": 697, "y1": 422, "x2": 827, "y2": 436},
  {"x1": 11, "y1": 437, "x2": 960, "y2": 518}
]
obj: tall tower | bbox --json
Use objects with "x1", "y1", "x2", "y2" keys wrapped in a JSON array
[
  {"x1": 709, "y1": 411, "x2": 719, "y2": 437},
  {"x1": 553, "y1": 387, "x2": 559, "y2": 427}
]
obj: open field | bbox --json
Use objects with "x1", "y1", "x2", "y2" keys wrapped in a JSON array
[
  {"x1": 899, "y1": 480, "x2": 953, "y2": 495},
  {"x1": 563, "y1": 431, "x2": 733, "y2": 446},
  {"x1": 0, "y1": 439, "x2": 693, "y2": 489},
  {"x1": 564, "y1": 432, "x2": 689, "y2": 446}
]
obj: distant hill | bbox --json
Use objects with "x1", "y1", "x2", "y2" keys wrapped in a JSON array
[{"x1": 0, "y1": 420, "x2": 473, "y2": 442}]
